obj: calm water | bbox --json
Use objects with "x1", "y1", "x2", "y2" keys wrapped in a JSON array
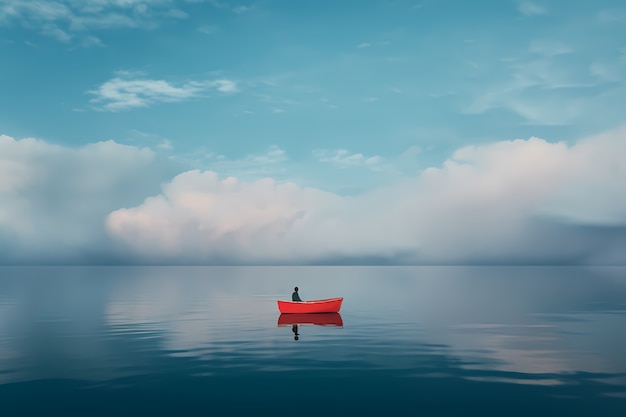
[{"x1": 1, "y1": 266, "x2": 625, "y2": 416}]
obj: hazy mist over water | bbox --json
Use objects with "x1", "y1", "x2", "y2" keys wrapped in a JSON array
[{"x1": 1, "y1": 266, "x2": 625, "y2": 416}]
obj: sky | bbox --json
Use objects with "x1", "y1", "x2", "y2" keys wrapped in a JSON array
[{"x1": 1, "y1": 0, "x2": 625, "y2": 265}]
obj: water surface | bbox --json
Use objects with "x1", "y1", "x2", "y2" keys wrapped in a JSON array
[{"x1": 1, "y1": 266, "x2": 625, "y2": 416}]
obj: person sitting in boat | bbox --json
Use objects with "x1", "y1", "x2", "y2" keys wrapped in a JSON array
[{"x1": 292, "y1": 286, "x2": 303, "y2": 302}]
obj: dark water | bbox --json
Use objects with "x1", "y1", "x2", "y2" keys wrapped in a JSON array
[{"x1": 1, "y1": 266, "x2": 625, "y2": 416}]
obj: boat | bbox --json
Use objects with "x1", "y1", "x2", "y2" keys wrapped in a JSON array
[
  {"x1": 277, "y1": 313, "x2": 343, "y2": 327},
  {"x1": 277, "y1": 297, "x2": 343, "y2": 314}
]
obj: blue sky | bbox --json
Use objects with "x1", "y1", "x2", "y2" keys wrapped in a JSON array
[{"x1": 1, "y1": 0, "x2": 626, "y2": 264}]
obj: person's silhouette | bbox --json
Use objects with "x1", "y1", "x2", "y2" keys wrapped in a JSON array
[
  {"x1": 292, "y1": 324, "x2": 299, "y2": 340},
  {"x1": 292, "y1": 286, "x2": 302, "y2": 302}
]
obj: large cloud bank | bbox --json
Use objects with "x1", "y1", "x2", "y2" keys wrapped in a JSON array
[
  {"x1": 2, "y1": 128, "x2": 626, "y2": 265},
  {"x1": 0, "y1": 135, "x2": 172, "y2": 264}
]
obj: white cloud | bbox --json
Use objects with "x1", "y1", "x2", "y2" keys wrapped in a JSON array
[
  {"x1": 81, "y1": 34, "x2": 103, "y2": 47},
  {"x1": 210, "y1": 79, "x2": 238, "y2": 93},
  {"x1": 106, "y1": 172, "x2": 331, "y2": 262},
  {"x1": 178, "y1": 145, "x2": 289, "y2": 180},
  {"x1": 0, "y1": 0, "x2": 188, "y2": 43},
  {"x1": 529, "y1": 40, "x2": 573, "y2": 57},
  {"x1": 107, "y1": 127, "x2": 626, "y2": 265},
  {"x1": 41, "y1": 23, "x2": 72, "y2": 42},
  {"x1": 314, "y1": 149, "x2": 383, "y2": 170},
  {"x1": 517, "y1": 1, "x2": 547, "y2": 16},
  {"x1": 197, "y1": 24, "x2": 218, "y2": 34},
  {"x1": 464, "y1": 56, "x2": 611, "y2": 125},
  {"x1": 0, "y1": 134, "x2": 173, "y2": 263},
  {"x1": 537, "y1": 128, "x2": 626, "y2": 225},
  {"x1": 193, "y1": 145, "x2": 289, "y2": 179},
  {"x1": 246, "y1": 145, "x2": 287, "y2": 165},
  {"x1": 89, "y1": 72, "x2": 238, "y2": 111},
  {"x1": 127, "y1": 129, "x2": 173, "y2": 150},
  {"x1": 0, "y1": 1, "x2": 72, "y2": 23},
  {"x1": 590, "y1": 61, "x2": 623, "y2": 83},
  {"x1": 2, "y1": 127, "x2": 626, "y2": 265},
  {"x1": 357, "y1": 41, "x2": 390, "y2": 49},
  {"x1": 195, "y1": 1, "x2": 255, "y2": 14}
]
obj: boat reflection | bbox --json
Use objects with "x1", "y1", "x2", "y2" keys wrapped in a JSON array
[
  {"x1": 278, "y1": 313, "x2": 343, "y2": 341},
  {"x1": 277, "y1": 313, "x2": 343, "y2": 327}
]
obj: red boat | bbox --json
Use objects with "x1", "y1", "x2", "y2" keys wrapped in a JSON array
[
  {"x1": 277, "y1": 297, "x2": 343, "y2": 314},
  {"x1": 277, "y1": 313, "x2": 343, "y2": 327}
]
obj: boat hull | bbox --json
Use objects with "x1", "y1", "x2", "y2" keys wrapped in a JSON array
[
  {"x1": 277, "y1": 313, "x2": 343, "y2": 327},
  {"x1": 277, "y1": 297, "x2": 343, "y2": 314}
]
